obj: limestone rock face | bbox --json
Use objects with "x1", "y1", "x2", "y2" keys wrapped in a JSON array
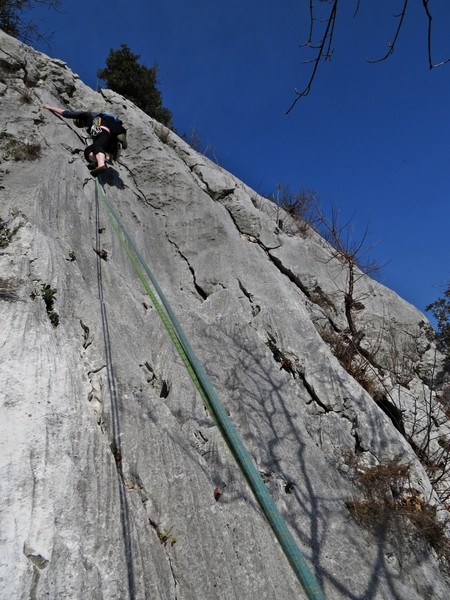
[{"x1": 0, "y1": 30, "x2": 449, "y2": 600}]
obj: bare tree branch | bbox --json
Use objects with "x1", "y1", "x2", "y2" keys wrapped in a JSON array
[
  {"x1": 0, "y1": 0, "x2": 60, "y2": 46},
  {"x1": 367, "y1": 0, "x2": 409, "y2": 64},
  {"x1": 288, "y1": 0, "x2": 450, "y2": 110},
  {"x1": 352, "y1": 0, "x2": 362, "y2": 19},
  {"x1": 421, "y1": 0, "x2": 450, "y2": 68},
  {"x1": 285, "y1": 0, "x2": 338, "y2": 114}
]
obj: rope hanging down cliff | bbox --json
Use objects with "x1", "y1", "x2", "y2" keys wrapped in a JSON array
[{"x1": 94, "y1": 179, "x2": 326, "y2": 600}]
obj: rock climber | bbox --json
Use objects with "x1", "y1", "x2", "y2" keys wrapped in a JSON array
[{"x1": 42, "y1": 104, "x2": 127, "y2": 177}]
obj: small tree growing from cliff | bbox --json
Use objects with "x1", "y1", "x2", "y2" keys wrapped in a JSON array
[
  {"x1": 314, "y1": 207, "x2": 386, "y2": 395},
  {"x1": 317, "y1": 207, "x2": 381, "y2": 338},
  {"x1": 97, "y1": 44, "x2": 173, "y2": 128}
]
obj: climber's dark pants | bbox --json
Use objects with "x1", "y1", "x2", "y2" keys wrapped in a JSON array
[{"x1": 84, "y1": 132, "x2": 116, "y2": 161}]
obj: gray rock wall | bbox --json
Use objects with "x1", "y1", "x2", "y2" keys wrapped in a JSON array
[{"x1": 1, "y1": 30, "x2": 449, "y2": 599}]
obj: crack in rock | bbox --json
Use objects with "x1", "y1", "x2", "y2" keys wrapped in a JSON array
[
  {"x1": 237, "y1": 279, "x2": 260, "y2": 317},
  {"x1": 296, "y1": 371, "x2": 332, "y2": 413},
  {"x1": 79, "y1": 319, "x2": 92, "y2": 349},
  {"x1": 24, "y1": 546, "x2": 49, "y2": 570},
  {"x1": 139, "y1": 361, "x2": 171, "y2": 399},
  {"x1": 129, "y1": 472, "x2": 179, "y2": 596},
  {"x1": 167, "y1": 238, "x2": 209, "y2": 301},
  {"x1": 264, "y1": 249, "x2": 310, "y2": 298},
  {"x1": 23, "y1": 543, "x2": 49, "y2": 600}
]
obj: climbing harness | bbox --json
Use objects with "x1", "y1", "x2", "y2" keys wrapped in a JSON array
[
  {"x1": 90, "y1": 116, "x2": 110, "y2": 137},
  {"x1": 94, "y1": 179, "x2": 326, "y2": 600}
]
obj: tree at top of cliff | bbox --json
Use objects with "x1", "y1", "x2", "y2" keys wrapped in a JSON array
[
  {"x1": 0, "y1": 0, "x2": 60, "y2": 44},
  {"x1": 97, "y1": 43, "x2": 173, "y2": 129}
]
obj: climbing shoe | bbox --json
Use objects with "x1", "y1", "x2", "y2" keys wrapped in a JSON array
[{"x1": 91, "y1": 165, "x2": 107, "y2": 177}]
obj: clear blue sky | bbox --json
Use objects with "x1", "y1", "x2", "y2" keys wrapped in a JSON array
[{"x1": 24, "y1": 1, "x2": 450, "y2": 323}]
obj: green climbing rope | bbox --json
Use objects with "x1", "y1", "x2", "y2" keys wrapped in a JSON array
[{"x1": 95, "y1": 179, "x2": 326, "y2": 600}]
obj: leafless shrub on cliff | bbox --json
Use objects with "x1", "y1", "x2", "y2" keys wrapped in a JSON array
[
  {"x1": 2, "y1": 79, "x2": 34, "y2": 103},
  {"x1": 267, "y1": 183, "x2": 319, "y2": 235},
  {"x1": 345, "y1": 457, "x2": 450, "y2": 562},
  {"x1": 375, "y1": 347, "x2": 450, "y2": 507},
  {"x1": 385, "y1": 319, "x2": 417, "y2": 387},
  {"x1": 410, "y1": 383, "x2": 450, "y2": 505},
  {"x1": 312, "y1": 209, "x2": 387, "y2": 394},
  {"x1": 19, "y1": 86, "x2": 33, "y2": 104},
  {"x1": 318, "y1": 326, "x2": 378, "y2": 396},
  {"x1": 313, "y1": 212, "x2": 449, "y2": 507},
  {"x1": 0, "y1": 0, "x2": 60, "y2": 45},
  {"x1": 331, "y1": 326, "x2": 450, "y2": 507},
  {"x1": 317, "y1": 206, "x2": 381, "y2": 333},
  {"x1": 181, "y1": 128, "x2": 220, "y2": 164},
  {"x1": 3, "y1": 137, "x2": 41, "y2": 161},
  {"x1": 182, "y1": 127, "x2": 202, "y2": 152}
]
